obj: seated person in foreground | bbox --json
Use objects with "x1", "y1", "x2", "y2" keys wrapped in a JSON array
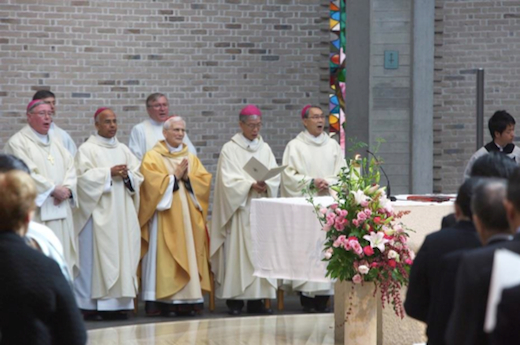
[{"x1": 0, "y1": 170, "x2": 86, "y2": 345}]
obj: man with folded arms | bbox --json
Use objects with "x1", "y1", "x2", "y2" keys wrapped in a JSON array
[
  {"x1": 210, "y1": 105, "x2": 279, "y2": 316},
  {"x1": 4, "y1": 100, "x2": 78, "y2": 277},
  {"x1": 129, "y1": 93, "x2": 196, "y2": 160},
  {"x1": 139, "y1": 116, "x2": 211, "y2": 316},
  {"x1": 280, "y1": 104, "x2": 346, "y2": 312},
  {"x1": 73, "y1": 108, "x2": 143, "y2": 320}
]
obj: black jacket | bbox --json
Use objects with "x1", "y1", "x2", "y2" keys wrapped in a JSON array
[{"x1": 0, "y1": 232, "x2": 86, "y2": 345}]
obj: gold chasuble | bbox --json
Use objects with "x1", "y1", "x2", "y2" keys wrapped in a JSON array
[{"x1": 139, "y1": 141, "x2": 212, "y2": 300}]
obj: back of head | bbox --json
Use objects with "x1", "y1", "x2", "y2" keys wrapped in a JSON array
[
  {"x1": 456, "y1": 177, "x2": 480, "y2": 219},
  {"x1": 0, "y1": 154, "x2": 30, "y2": 174},
  {"x1": 488, "y1": 110, "x2": 515, "y2": 139},
  {"x1": 0, "y1": 171, "x2": 36, "y2": 233},
  {"x1": 32, "y1": 90, "x2": 55, "y2": 100},
  {"x1": 470, "y1": 152, "x2": 517, "y2": 179},
  {"x1": 507, "y1": 168, "x2": 520, "y2": 213},
  {"x1": 471, "y1": 178, "x2": 509, "y2": 233}
]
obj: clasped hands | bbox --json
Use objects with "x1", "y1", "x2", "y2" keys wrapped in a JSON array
[
  {"x1": 251, "y1": 181, "x2": 267, "y2": 193},
  {"x1": 313, "y1": 178, "x2": 329, "y2": 192},
  {"x1": 111, "y1": 164, "x2": 129, "y2": 179},
  {"x1": 51, "y1": 185, "x2": 71, "y2": 205},
  {"x1": 174, "y1": 158, "x2": 189, "y2": 181}
]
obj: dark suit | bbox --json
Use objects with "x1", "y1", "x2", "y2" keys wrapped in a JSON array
[
  {"x1": 429, "y1": 235, "x2": 511, "y2": 345},
  {"x1": 404, "y1": 221, "x2": 481, "y2": 326},
  {"x1": 0, "y1": 232, "x2": 86, "y2": 345},
  {"x1": 491, "y1": 283, "x2": 520, "y2": 345},
  {"x1": 446, "y1": 232, "x2": 520, "y2": 345}
]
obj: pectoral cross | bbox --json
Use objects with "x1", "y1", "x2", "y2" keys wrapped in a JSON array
[{"x1": 48, "y1": 154, "x2": 54, "y2": 165}]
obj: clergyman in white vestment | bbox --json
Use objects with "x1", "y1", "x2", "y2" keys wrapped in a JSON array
[
  {"x1": 129, "y1": 92, "x2": 196, "y2": 160},
  {"x1": 210, "y1": 105, "x2": 279, "y2": 315},
  {"x1": 73, "y1": 108, "x2": 143, "y2": 319},
  {"x1": 32, "y1": 90, "x2": 77, "y2": 156},
  {"x1": 4, "y1": 100, "x2": 78, "y2": 277},
  {"x1": 280, "y1": 104, "x2": 346, "y2": 312}
]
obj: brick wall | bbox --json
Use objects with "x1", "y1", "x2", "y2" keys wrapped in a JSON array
[
  {"x1": 434, "y1": 0, "x2": 520, "y2": 192},
  {"x1": 0, "y1": 0, "x2": 330, "y2": 184}
]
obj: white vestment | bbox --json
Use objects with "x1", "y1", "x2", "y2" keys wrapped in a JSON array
[
  {"x1": 26, "y1": 221, "x2": 71, "y2": 283},
  {"x1": 281, "y1": 131, "x2": 346, "y2": 295},
  {"x1": 128, "y1": 118, "x2": 197, "y2": 160},
  {"x1": 50, "y1": 122, "x2": 77, "y2": 156},
  {"x1": 73, "y1": 135, "x2": 143, "y2": 311},
  {"x1": 4, "y1": 125, "x2": 78, "y2": 277},
  {"x1": 210, "y1": 133, "x2": 279, "y2": 299}
]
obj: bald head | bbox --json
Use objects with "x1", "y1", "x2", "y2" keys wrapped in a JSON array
[{"x1": 95, "y1": 109, "x2": 117, "y2": 139}]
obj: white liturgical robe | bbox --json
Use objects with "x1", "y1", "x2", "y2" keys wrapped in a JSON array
[
  {"x1": 210, "y1": 133, "x2": 279, "y2": 300},
  {"x1": 129, "y1": 118, "x2": 196, "y2": 160},
  {"x1": 4, "y1": 125, "x2": 78, "y2": 277},
  {"x1": 73, "y1": 134, "x2": 143, "y2": 311},
  {"x1": 49, "y1": 122, "x2": 77, "y2": 156},
  {"x1": 281, "y1": 130, "x2": 346, "y2": 295}
]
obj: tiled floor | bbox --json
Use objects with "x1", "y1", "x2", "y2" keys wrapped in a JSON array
[{"x1": 86, "y1": 295, "x2": 335, "y2": 344}]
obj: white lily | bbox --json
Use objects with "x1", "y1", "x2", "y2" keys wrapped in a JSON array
[
  {"x1": 363, "y1": 231, "x2": 389, "y2": 252},
  {"x1": 351, "y1": 189, "x2": 370, "y2": 205}
]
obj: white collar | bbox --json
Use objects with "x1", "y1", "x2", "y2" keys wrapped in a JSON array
[
  {"x1": 303, "y1": 130, "x2": 326, "y2": 144},
  {"x1": 96, "y1": 133, "x2": 116, "y2": 145},
  {"x1": 165, "y1": 141, "x2": 183, "y2": 153},
  {"x1": 30, "y1": 126, "x2": 49, "y2": 144}
]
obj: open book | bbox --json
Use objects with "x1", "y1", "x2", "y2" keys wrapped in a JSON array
[{"x1": 243, "y1": 156, "x2": 287, "y2": 181}]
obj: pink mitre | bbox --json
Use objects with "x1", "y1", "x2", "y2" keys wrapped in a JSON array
[
  {"x1": 301, "y1": 104, "x2": 312, "y2": 119},
  {"x1": 94, "y1": 107, "x2": 110, "y2": 119},
  {"x1": 27, "y1": 99, "x2": 48, "y2": 113},
  {"x1": 240, "y1": 104, "x2": 262, "y2": 117}
]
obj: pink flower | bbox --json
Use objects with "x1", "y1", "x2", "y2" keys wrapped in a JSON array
[
  {"x1": 339, "y1": 209, "x2": 348, "y2": 217},
  {"x1": 352, "y1": 219, "x2": 360, "y2": 227},
  {"x1": 399, "y1": 235, "x2": 408, "y2": 243},
  {"x1": 373, "y1": 216, "x2": 382, "y2": 225},
  {"x1": 350, "y1": 240, "x2": 363, "y2": 256},
  {"x1": 326, "y1": 217, "x2": 334, "y2": 227},
  {"x1": 330, "y1": 203, "x2": 338, "y2": 210},
  {"x1": 405, "y1": 258, "x2": 413, "y2": 265},
  {"x1": 324, "y1": 248, "x2": 333, "y2": 260},
  {"x1": 323, "y1": 224, "x2": 331, "y2": 232},
  {"x1": 352, "y1": 274, "x2": 362, "y2": 284},
  {"x1": 370, "y1": 262, "x2": 379, "y2": 268},
  {"x1": 361, "y1": 201, "x2": 369, "y2": 208},
  {"x1": 320, "y1": 207, "x2": 328, "y2": 215},
  {"x1": 363, "y1": 245, "x2": 374, "y2": 256},
  {"x1": 364, "y1": 209, "x2": 372, "y2": 217},
  {"x1": 357, "y1": 212, "x2": 367, "y2": 221},
  {"x1": 358, "y1": 265, "x2": 369, "y2": 275},
  {"x1": 388, "y1": 259, "x2": 397, "y2": 268},
  {"x1": 335, "y1": 222, "x2": 345, "y2": 231}
]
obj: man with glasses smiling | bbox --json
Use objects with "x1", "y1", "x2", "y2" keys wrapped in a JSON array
[
  {"x1": 4, "y1": 100, "x2": 78, "y2": 278},
  {"x1": 280, "y1": 104, "x2": 346, "y2": 313},
  {"x1": 129, "y1": 93, "x2": 197, "y2": 160},
  {"x1": 210, "y1": 105, "x2": 280, "y2": 316}
]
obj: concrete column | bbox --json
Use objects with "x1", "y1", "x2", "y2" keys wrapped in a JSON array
[{"x1": 411, "y1": 0, "x2": 434, "y2": 193}]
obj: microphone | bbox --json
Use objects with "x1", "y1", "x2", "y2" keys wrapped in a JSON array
[{"x1": 366, "y1": 149, "x2": 396, "y2": 202}]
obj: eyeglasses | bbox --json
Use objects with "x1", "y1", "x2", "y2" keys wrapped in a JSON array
[
  {"x1": 31, "y1": 111, "x2": 53, "y2": 117},
  {"x1": 149, "y1": 103, "x2": 168, "y2": 109},
  {"x1": 168, "y1": 128, "x2": 186, "y2": 133},
  {"x1": 308, "y1": 114, "x2": 325, "y2": 120},
  {"x1": 242, "y1": 122, "x2": 262, "y2": 129}
]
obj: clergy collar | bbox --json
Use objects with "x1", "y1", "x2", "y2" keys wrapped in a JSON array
[
  {"x1": 165, "y1": 141, "x2": 183, "y2": 153},
  {"x1": 484, "y1": 141, "x2": 515, "y2": 154},
  {"x1": 148, "y1": 118, "x2": 165, "y2": 127},
  {"x1": 240, "y1": 133, "x2": 260, "y2": 150},
  {"x1": 303, "y1": 130, "x2": 327, "y2": 144},
  {"x1": 95, "y1": 133, "x2": 116, "y2": 145},
  {"x1": 29, "y1": 126, "x2": 50, "y2": 144}
]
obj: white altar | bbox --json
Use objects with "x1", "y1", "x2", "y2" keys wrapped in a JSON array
[{"x1": 250, "y1": 195, "x2": 454, "y2": 345}]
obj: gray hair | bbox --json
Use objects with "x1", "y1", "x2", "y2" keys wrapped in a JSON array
[
  {"x1": 471, "y1": 178, "x2": 509, "y2": 233},
  {"x1": 303, "y1": 105, "x2": 322, "y2": 119},
  {"x1": 239, "y1": 114, "x2": 261, "y2": 123},
  {"x1": 146, "y1": 93, "x2": 167, "y2": 107},
  {"x1": 163, "y1": 116, "x2": 186, "y2": 130}
]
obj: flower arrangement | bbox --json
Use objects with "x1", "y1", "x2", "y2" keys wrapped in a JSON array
[{"x1": 305, "y1": 148, "x2": 415, "y2": 318}]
